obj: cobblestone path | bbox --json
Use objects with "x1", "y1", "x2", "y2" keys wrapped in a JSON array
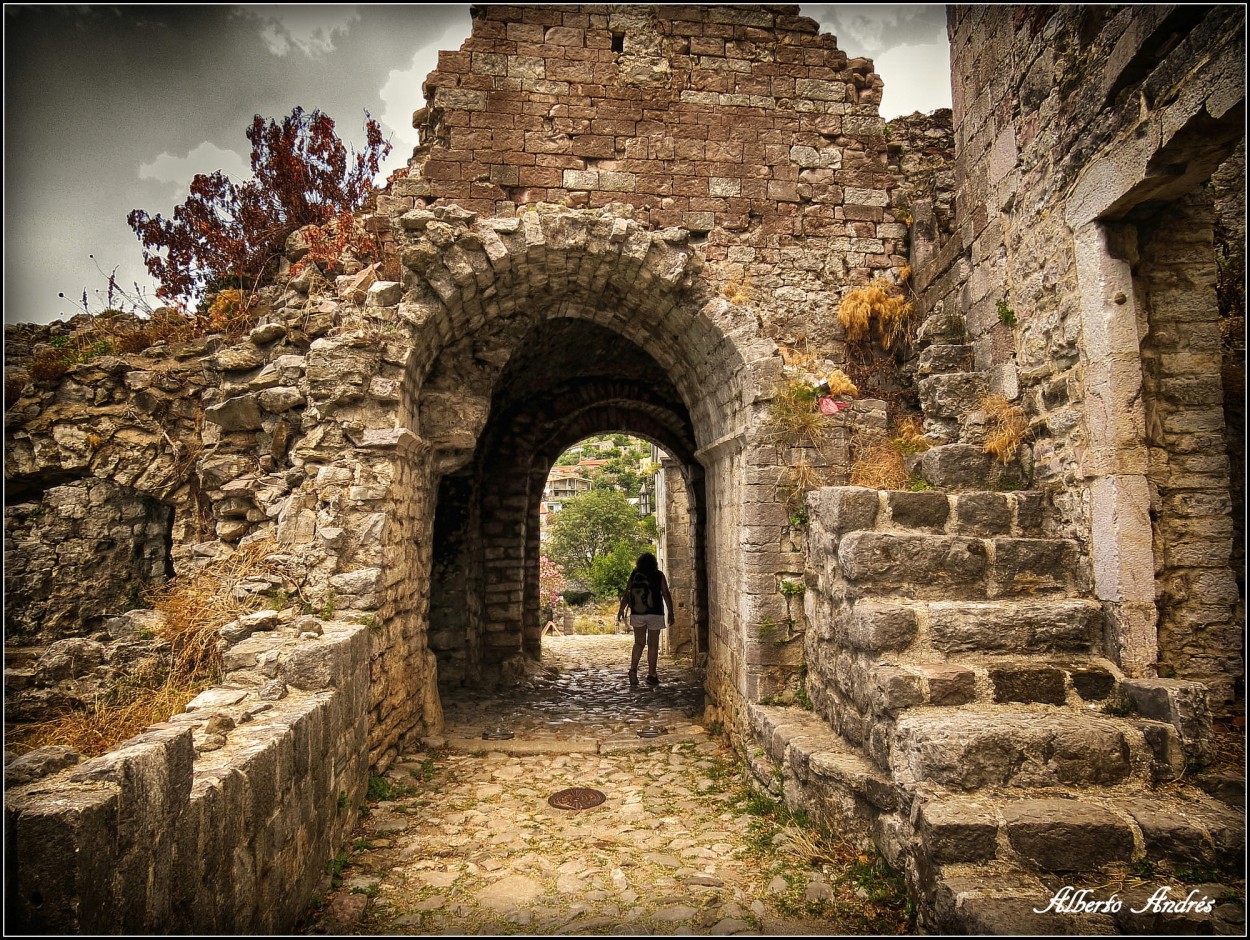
[{"x1": 303, "y1": 636, "x2": 912, "y2": 935}]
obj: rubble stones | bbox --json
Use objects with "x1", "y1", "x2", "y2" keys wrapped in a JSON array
[{"x1": 204, "y1": 394, "x2": 263, "y2": 431}]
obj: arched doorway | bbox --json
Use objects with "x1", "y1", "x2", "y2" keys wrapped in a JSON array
[{"x1": 373, "y1": 207, "x2": 782, "y2": 759}]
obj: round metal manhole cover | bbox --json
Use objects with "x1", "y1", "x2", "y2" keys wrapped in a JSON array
[
  {"x1": 482, "y1": 728, "x2": 515, "y2": 740},
  {"x1": 636, "y1": 726, "x2": 668, "y2": 738},
  {"x1": 547, "y1": 787, "x2": 606, "y2": 810}
]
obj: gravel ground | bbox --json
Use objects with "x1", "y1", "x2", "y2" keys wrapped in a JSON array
[{"x1": 302, "y1": 636, "x2": 913, "y2": 936}]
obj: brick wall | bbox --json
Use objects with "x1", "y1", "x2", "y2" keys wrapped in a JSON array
[{"x1": 383, "y1": 3, "x2": 911, "y2": 357}]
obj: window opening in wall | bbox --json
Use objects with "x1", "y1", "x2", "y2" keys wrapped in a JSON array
[
  {"x1": 611, "y1": 32, "x2": 625, "y2": 53},
  {"x1": 540, "y1": 433, "x2": 660, "y2": 637}
]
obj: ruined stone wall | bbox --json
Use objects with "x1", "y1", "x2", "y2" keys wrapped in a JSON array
[
  {"x1": 6, "y1": 624, "x2": 370, "y2": 934},
  {"x1": 389, "y1": 3, "x2": 907, "y2": 357},
  {"x1": 4, "y1": 478, "x2": 171, "y2": 644},
  {"x1": 914, "y1": 5, "x2": 1245, "y2": 702}
]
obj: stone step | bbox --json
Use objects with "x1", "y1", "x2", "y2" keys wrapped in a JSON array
[
  {"x1": 810, "y1": 485, "x2": 1048, "y2": 539},
  {"x1": 915, "y1": 789, "x2": 1244, "y2": 871},
  {"x1": 927, "y1": 861, "x2": 1245, "y2": 934},
  {"x1": 837, "y1": 598, "x2": 1103, "y2": 656},
  {"x1": 888, "y1": 709, "x2": 1156, "y2": 792},
  {"x1": 859, "y1": 657, "x2": 1120, "y2": 715},
  {"x1": 918, "y1": 443, "x2": 1028, "y2": 491},
  {"x1": 837, "y1": 531, "x2": 1084, "y2": 599},
  {"x1": 915, "y1": 310, "x2": 968, "y2": 349},
  {"x1": 918, "y1": 371, "x2": 989, "y2": 421},
  {"x1": 917, "y1": 343, "x2": 974, "y2": 377}
]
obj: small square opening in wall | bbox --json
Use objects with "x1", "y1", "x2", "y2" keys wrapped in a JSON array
[{"x1": 611, "y1": 33, "x2": 625, "y2": 53}]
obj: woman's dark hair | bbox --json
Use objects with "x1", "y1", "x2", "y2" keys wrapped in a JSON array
[{"x1": 635, "y1": 552, "x2": 658, "y2": 573}]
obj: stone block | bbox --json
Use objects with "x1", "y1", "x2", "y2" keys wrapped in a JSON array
[
  {"x1": 918, "y1": 800, "x2": 998, "y2": 863},
  {"x1": 885, "y1": 490, "x2": 949, "y2": 530},
  {"x1": 918, "y1": 372, "x2": 989, "y2": 419},
  {"x1": 1012, "y1": 491, "x2": 1045, "y2": 534},
  {"x1": 870, "y1": 665, "x2": 924, "y2": 711},
  {"x1": 5, "y1": 746, "x2": 81, "y2": 787},
  {"x1": 928, "y1": 599, "x2": 1101, "y2": 654},
  {"x1": 919, "y1": 444, "x2": 993, "y2": 489},
  {"x1": 1136, "y1": 719, "x2": 1185, "y2": 783},
  {"x1": 990, "y1": 665, "x2": 1067, "y2": 704},
  {"x1": 1069, "y1": 665, "x2": 1115, "y2": 700},
  {"x1": 1001, "y1": 799, "x2": 1134, "y2": 871},
  {"x1": 205, "y1": 395, "x2": 263, "y2": 431},
  {"x1": 920, "y1": 664, "x2": 977, "y2": 706},
  {"x1": 1121, "y1": 679, "x2": 1213, "y2": 762},
  {"x1": 1128, "y1": 806, "x2": 1215, "y2": 864},
  {"x1": 917, "y1": 344, "x2": 974, "y2": 376},
  {"x1": 366, "y1": 281, "x2": 402, "y2": 307},
  {"x1": 256, "y1": 386, "x2": 304, "y2": 413},
  {"x1": 916, "y1": 310, "x2": 967, "y2": 348},
  {"x1": 951, "y1": 492, "x2": 1011, "y2": 534},
  {"x1": 809, "y1": 486, "x2": 879, "y2": 535},
  {"x1": 990, "y1": 537, "x2": 1076, "y2": 595},
  {"x1": 843, "y1": 602, "x2": 918, "y2": 651},
  {"x1": 839, "y1": 532, "x2": 988, "y2": 591},
  {"x1": 891, "y1": 712, "x2": 1134, "y2": 791}
]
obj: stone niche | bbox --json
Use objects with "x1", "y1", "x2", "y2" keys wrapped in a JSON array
[{"x1": 4, "y1": 476, "x2": 172, "y2": 645}]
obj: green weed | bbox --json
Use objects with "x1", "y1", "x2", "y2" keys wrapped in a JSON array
[{"x1": 996, "y1": 298, "x2": 1017, "y2": 327}]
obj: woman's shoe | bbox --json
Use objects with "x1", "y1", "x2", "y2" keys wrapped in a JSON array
[
  {"x1": 646, "y1": 674, "x2": 660, "y2": 686},
  {"x1": 628, "y1": 669, "x2": 639, "y2": 687}
]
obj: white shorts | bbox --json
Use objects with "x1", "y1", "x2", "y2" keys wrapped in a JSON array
[{"x1": 630, "y1": 614, "x2": 666, "y2": 631}]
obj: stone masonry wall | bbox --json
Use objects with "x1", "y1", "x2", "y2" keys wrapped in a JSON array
[
  {"x1": 657, "y1": 459, "x2": 696, "y2": 654},
  {"x1": 1135, "y1": 192, "x2": 1242, "y2": 705},
  {"x1": 914, "y1": 5, "x2": 1245, "y2": 699},
  {"x1": 4, "y1": 478, "x2": 171, "y2": 644},
  {"x1": 389, "y1": 3, "x2": 906, "y2": 357},
  {"x1": 6, "y1": 623, "x2": 370, "y2": 934}
]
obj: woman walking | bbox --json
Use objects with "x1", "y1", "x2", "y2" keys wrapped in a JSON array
[{"x1": 616, "y1": 552, "x2": 675, "y2": 686}]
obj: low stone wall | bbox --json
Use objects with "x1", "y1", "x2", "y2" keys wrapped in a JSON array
[{"x1": 4, "y1": 623, "x2": 370, "y2": 933}]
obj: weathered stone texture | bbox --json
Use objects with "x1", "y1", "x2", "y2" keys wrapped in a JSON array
[
  {"x1": 6, "y1": 624, "x2": 370, "y2": 933},
  {"x1": 4, "y1": 478, "x2": 172, "y2": 644},
  {"x1": 913, "y1": 5, "x2": 1244, "y2": 700}
]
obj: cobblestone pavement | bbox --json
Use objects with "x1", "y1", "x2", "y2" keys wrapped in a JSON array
[{"x1": 303, "y1": 636, "x2": 911, "y2": 935}]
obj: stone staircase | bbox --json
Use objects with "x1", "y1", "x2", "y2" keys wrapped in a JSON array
[{"x1": 748, "y1": 309, "x2": 1245, "y2": 933}]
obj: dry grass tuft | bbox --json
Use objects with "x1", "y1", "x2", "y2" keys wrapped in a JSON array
[
  {"x1": 892, "y1": 415, "x2": 930, "y2": 453},
  {"x1": 777, "y1": 462, "x2": 828, "y2": 515},
  {"x1": 838, "y1": 277, "x2": 913, "y2": 348},
  {"x1": 151, "y1": 538, "x2": 282, "y2": 680},
  {"x1": 825, "y1": 368, "x2": 858, "y2": 398},
  {"x1": 9, "y1": 678, "x2": 208, "y2": 758},
  {"x1": 8, "y1": 539, "x2": 285, "y2": 758},
  {"x1": 767, "y1": 380, "x2": 826, "y2": 447},
  {"x1": 981, "y1": 394, "x2": 1030, "y2": 464},
  {"x1": 722, "y1": 271, "x2": 753, "y2": 305},
  {"x1": 849, "y1": 434, "x2": 910, "y2": 490}
]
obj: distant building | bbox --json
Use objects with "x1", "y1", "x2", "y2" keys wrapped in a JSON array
[{"x1": 544, "y1": 468, "x2": 591, "y2": 504}]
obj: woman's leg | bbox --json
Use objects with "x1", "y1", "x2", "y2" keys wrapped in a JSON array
[
  {"x1": 646, "y1": 629, "x2": 661, "y2": 679},
  {"x1": 630, "y1": 625, "x2": 647, "y2": 673}
]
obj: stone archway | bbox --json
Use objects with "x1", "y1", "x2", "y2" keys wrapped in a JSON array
[{"x1": 365, "y1": 206, "x2": 786, "y2": 760}]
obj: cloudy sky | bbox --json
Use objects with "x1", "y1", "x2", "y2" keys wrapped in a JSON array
[{"x1": 3, "y1": 5, "x2": 950, "y2": 325}]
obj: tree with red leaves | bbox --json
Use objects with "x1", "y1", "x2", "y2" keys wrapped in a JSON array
[{"x1": 128, "y1": 107, "x2": 391, "y2": 304}]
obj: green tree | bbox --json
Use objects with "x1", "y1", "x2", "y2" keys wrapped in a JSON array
[
  {"x1": 547, "y1": 489, "x2": 651, "y2": 592},
  {"x1": 589, "y1": 542, "x2": 638, "y2": 597}
]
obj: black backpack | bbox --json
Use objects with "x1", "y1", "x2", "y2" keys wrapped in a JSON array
[{"x1": 628, "y1": 570, "x2": 656, "y2": 614}]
